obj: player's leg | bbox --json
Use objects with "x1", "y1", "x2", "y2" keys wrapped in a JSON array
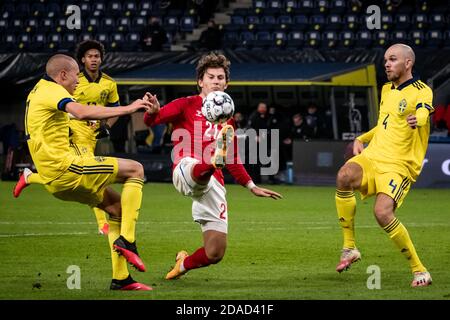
[
  {"x1": 109, "y1": 158, "x2": 146, "y2": 272},
  {"x1": 99, "y1": 187, "x2": 151, "y2": 290},
  {"x1": 335, "y1": 159, "x2": 365, "y2": 272},
  {"x1": 374, "y1": 179, "x2": 431, "y2": 287},
  {"x1": 93, "y1": 207, "x2": 109, "y2": 235},
  {"x1": 166, "y1": 176, "x2": 227, "y2": 279},
  {"x1": 13, "y1": 169, "x2": 45, "y2": 197}
]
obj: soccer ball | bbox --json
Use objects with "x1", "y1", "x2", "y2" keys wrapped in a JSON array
[{"x1": 201, "y1": 91, "x2": 235, "y2": 124}]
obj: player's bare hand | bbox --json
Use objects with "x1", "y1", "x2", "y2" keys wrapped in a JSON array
[
  {"x1": 353, "y1": 139, "x2": 364, "y2": 155},
  {"x1": 128, "y1": 99, "x2": 152, "y2": 113},
  {"x1": 407, "y1": 114, "x2": 417, "y2": 129},
  {"x1": 250, "y1": 186, "x2": 283, "y2": 200},
  {"x1": 144, "y1": 92, "x2": 161, "y2": 114}
]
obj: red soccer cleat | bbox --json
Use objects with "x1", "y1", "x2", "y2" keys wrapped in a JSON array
[
  {"x1": 113, "y1": 236, "x2": 146, "y2": 272},
  {"x1": 13, "y1": 168, "x2": 32, "y2": 198},
  {"x1": 110, "y1": 275, "x2": 152, "y2": 291},
  {"x1": 98, "y1": 223, "x2": 109, "y2": 236}
]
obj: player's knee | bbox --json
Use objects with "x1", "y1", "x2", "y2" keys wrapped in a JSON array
[
  {"x1": 336, "y1": 166, "x2": 355, "y2": 188},
  {"x1": 129, "y1": 161, "x2": 145, "y2": 179},
  {"x1": 373, "y1": 205, "x2": 393, "y2": 226}
]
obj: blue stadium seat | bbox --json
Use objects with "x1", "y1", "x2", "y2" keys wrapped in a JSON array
[
  {"x1": 293, "y1": 15, "x2": 309, "y2": 30},
  {"x1": 40, "y1": 18, "x2": 54, "y2": 33},
  {"x1": 47, "y1": 33, "x2": 62, "y2": 51},
  {"x1": 86, "y1": 18, "x2": 100, "y2": 33},
  {"x1": 79, "y1": 2, "x2": 91, "y2": 15},
  {"x1": 326, "y1": 14, "x2": 343, "y2": 31},
  {"x1": 331, "y1": 0, "x2": 346, "y2": 14},
  {"x1": 345, "y1": 14, "x2": 360, "y2": 30},
  {"x1": 61, "y1": 33, "x2": 77, "y2": 50},
  {"x1": 117, "y1": 17, "x2": 131, "y2": 32},
  {"x1": 305, "y1": 31, "x2": 321, "y2": 47},
  {"x1": 392, "y1": 30, "x2": 408, "y2": 43},
  {"x1": 4, "y1": 33, "x2": 16, "y2": 51},
  {"x1": 101, "y1": 17, "x2": 116, "y2": 33},
  {"x1": 17, "y1": 34, "x2": 31, "y2": 50},
  {"x1": 55, "y1": 18, "x2": 68, "y2": 33},
  {"x1": 123, "y1": 1, "x2": 138, "y2": 16},
  {"x1": 0, "y1": 1, "x2": 15, "y2": 19},
  {"x1": 409, "y1": 30, "x2": 425, "y2": 47},
  {"x1": 230, "y1": 15, "x2": 246, "y2": 26},
  {"x1": 374, "y1": 31, "x2": 390, "y2": 47},
  {"x1": 298, "y1": 0, "x2": 314, "y2": 14},
  {"x1": 15, "y1": 2, "x2": 30, "y2": 18},
  {"x1": 139, "y1": 1, "x2": 152, "y2": 11},
  {"x1": 180, "y1": 16, "x2": 196, "y2": 33},
  {"x1": 310, "y1": 15, "x2": 326, "y2": 31},
  {"x1": 107, "y1": 1, "x2": 122, "y2": 17},
  {"x1": 412, "y1": 14, "x2": 428, "y2": 29},
  {"x1": 0, "y1": 18, "x2": 7, "y2": 33},
  {"x1": 11, "y1": 19, "x2": 23, "y2": 33},
  {"x1": 323, "y1": 30, "x2": 338, "y2": 48},
  {"x1": 429, "y1": 14, "x2": 446, "y2": 29},
  {"x1": 246, "y1": 15, "x2": 260, "y2": 25},
  {"x1": 132, "y1": 17, "x2": 147, "y2": 32},
  {"x1": 110, "y1": 33, "x2": 125, "y2": 51},
  {"x1": 381, "y1": 14, "x2": 394, "y2": 30},
  {"x1": 253, "y1": 0, "x2": 266, "y2": 9},
  {"x1": 30, "y1": 2, "x2": 45, "y2": 17},
  {"x1": 96, "y1": 33, "x2": 109, "y2": 44},
  {"x1": 92, "y1": 1, "x2": 106, "y2": 12},
  {"x1": 426, "y1": 30, "x2": 444, "y2": 47},
  {"x1": 340, "y1": 31, "x2": 355, "y2": 48},
  {"x1": 223, "y1": 31, "x2": 240, "y2": 48},
  {"x1": 260, "y1": 15, "x2": 277, "y2": 31},
  {"x1": 123, "y1": 32, "x2": 141, "y2": 51},
  {"x1": 251, "y1": 31, "x2": 273, "y2": 49},
  {"x1": 25, "y1": 19, "x2": 38, "y2": 34},
  {"x1": 284, "y1": 0, "x2": 299, "y2": 13},
  {"x1": 395, "y1": 14, "x2": 411, "y2": 30},
  {"x1": 164, "y1": 16, "x2": 179, "y2": 33},
  {"x1": 287, "y1": 31, "x2": 304, "y2": 49},
  {"x1": 46, "y1": 2, "x2": 61, "y2": 19},
  {"x1": 315, "y1": 0, "x2": 330, "y2": 14},
  {"x1": 239, "y1": 31, "x2": 255, "y2": 49},
  {"x1": 265, "y1": 0, "x2": 283, "y2": 15},
  {"x1": 79, "y1": 33, "x2": 94, "y2": 42},
  {"x1": 356, "y1": 31, "x2": 372, "y2": 48},
  {"x1": 31, "y1": 33, "x2": 47, "y2": 51}
]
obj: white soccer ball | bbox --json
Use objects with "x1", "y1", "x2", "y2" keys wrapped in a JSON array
[{"x1": 201, "y1": 91, "x2": 235, "y2": 124}]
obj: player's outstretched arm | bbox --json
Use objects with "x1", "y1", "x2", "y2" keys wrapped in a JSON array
[
  {"x1": 66, "y1": 99, "x2": 151, "y2": 120},
  {"x1": 249, "y1": 185, "x2": 283, "y2": 200}
]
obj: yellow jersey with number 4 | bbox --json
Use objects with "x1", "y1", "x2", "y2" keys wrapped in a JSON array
[
  {"x1": 69, "y1": 71, "x2": 120, "y2": 148},
  {"x1": 362, "y1": 77, "x2": 434, "y2": 182}
]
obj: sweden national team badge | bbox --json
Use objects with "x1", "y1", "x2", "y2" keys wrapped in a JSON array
[
  {"x1": 100, "y1": 90, "x2": 108, "y2": 102},
  {"x1": 95, "y1": 156, "x2": 105, "y2": 162},
  {"x1": 398, "y1": 99, "x2": 407, "y2": 113}
]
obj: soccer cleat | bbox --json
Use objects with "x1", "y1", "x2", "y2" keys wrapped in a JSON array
[
  {"x1": 113, "y1": 235, "x2": 146, "y2": 272},
  {"x1": 411, "y1": 271, "x2": 432, "y2": 287},
  {"x1": 98, "y1": 223, "x2": 109, "y2": 236},
  {"x1": 13, "y1": 168, "x2": 32, "y2": 198},
  {"x1": 165, "y1": 250, "x2": 189, "y2": 280},
  {"x1": 336, "y1": 248, "x2": 361, "y2": 273},
  {"x1": 110, "y1": 275, "x2": 152, "y2": 291},
  {"x1": 211, "y1": 125, "x2": 234, "y2": 169}
]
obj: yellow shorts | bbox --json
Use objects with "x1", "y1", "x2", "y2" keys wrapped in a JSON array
[
  {"x1": 348, "y1": 153, "x2": 411, "y2": 208},
  {"x1": 45, "y1": 155, "x2": 118, "y2": 207},
  {"x1": 70, "y1": 142, "x2": 95, "y2": 157}
]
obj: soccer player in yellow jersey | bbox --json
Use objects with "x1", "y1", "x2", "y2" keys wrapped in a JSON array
[
  {"x1": 22, "y1": 54, "x2": 153, "y2": 290},
  {"x1": 334, "y1": 44, "x2": 433, "y2": 287},
  {"x1": 69, "y1": 40, "x2": 121, "y2": 235}
]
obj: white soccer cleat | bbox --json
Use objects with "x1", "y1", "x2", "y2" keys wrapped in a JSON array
[
  {"x1": 411, "y1": 271, "x2": 432, "y2": 287},
  {"x1": 336, "y1": 248, "x2": 361, "y2": 273},
  {"x1": 211, "y1": 125, "x2": 234, "y2": 169}
]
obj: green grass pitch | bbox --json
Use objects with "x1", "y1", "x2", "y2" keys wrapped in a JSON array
[{"x1": 1, "y1": 182, "x2": 449, "y2": 300}]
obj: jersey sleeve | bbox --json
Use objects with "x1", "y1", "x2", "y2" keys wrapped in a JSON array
[
  {"x1": 416, "y1": 86, "x2": 434, "y2": 114},
  {"x1": 107, "y1": 81, "x2": 120, "y2": 107},
  {"x1": 143, "y1": 97, "x2": 186, "y2": 126},
  {"x1": 52, "y1": 86, "x2": 75, "y2": 112}
]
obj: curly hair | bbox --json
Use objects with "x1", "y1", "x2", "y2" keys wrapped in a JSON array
[
  {"x1": 75, "y1": 40, "x2": 105, "y2": 65},
  {"x1": 196, "y1": 52, "x2": 230, "y2": 83}
]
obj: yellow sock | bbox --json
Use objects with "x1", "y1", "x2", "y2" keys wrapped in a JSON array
[
  {"x1": 336, "y1": 190, "x2": 356, "y2": 249},
  {"x1": 383, "y1": 217, "x2": 427, "y2": 273},
  {"x1": 120, "y1": 178, "x2": 144, "y2": 243},
  {"x1": 108, "y1": 218, "x2": 129, "y2": 280},
  {"x1": 28, "y1": 173, "x2": 45, "y2": 184},
  {"x1": 93, "y1": 207, "x2": 108, "y2": 230}
]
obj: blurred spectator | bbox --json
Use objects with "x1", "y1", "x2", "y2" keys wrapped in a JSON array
[
  {"x1": 233, "y1": 112, "x2": 246, "y2": 129},
  {"x1": 198, "y1": 19, "x2": 223, "y2": 50},
  {"x1": 283, "y1": 113, "x2": 312, "y2": 161},
  {"x1": 267, "y1": 106, "x2": 288, "y2": 183},
  {"x1": 304, "y1": 103, "x2": 327, "y2": 138},
  {"x1": 247, "y1": 102, "x2": 269, "y2": 183},
  {"x1": 432, "y1": 104, "x2": 449, "y2": 136},
  {"x1": 141, "y1": 17, "x2": 168, "y2": 51}
]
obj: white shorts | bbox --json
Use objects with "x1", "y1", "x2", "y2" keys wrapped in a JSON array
[{"x1": 173, "y1": 157, "x2": 228, "y2": 234}]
